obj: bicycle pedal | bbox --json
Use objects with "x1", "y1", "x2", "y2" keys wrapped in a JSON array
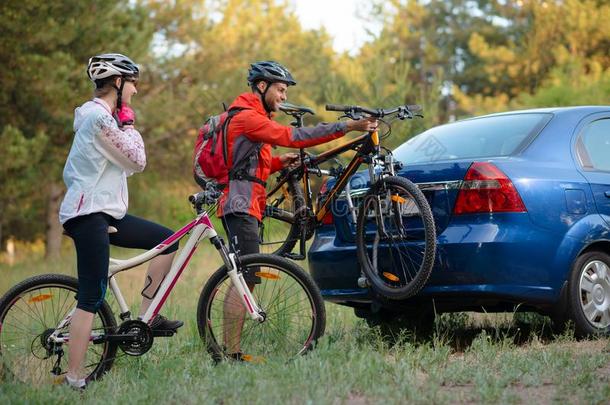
[
  {"x1": 282, "y1": 253, "x2": 306, "y2": 260},
  {"x1": 152, "y1": 330, "x2": 177, "y2": 337}
]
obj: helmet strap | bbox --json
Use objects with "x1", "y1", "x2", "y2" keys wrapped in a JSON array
[
  {"x1": 115, "y1": 77, "x2": 126, "y2": 112},
  {"x1": 255, "y1": 81, "x2": 273, "y2": 114}
]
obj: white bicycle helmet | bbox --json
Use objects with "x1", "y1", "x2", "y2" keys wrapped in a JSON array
[{"x1": 87, "y1": 53, "x2": 139, "y2": 82}]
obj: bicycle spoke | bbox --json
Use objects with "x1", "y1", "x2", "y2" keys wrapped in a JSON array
[
  {"x1": 357, "y1": 177, "x2": 435, "y2": 299},
  {"x1": 0, "y1": 278, "x2": 117, "y2": 386},
  {"x1": 202, "y1": 257, "x2": 323, "y2": 362}
]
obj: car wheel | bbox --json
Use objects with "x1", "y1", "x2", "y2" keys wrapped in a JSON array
[{"x1": 568, "y1": 250, "x2": 610, "y2": 337}]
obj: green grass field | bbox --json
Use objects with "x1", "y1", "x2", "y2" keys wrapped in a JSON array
[{"x1": 1, "y1": 248, "x2": 609, "y2": 404}]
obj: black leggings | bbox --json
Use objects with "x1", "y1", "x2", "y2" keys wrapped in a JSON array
[{"x1": 63, "y1": 213, "x2": 178, "y2": 313}]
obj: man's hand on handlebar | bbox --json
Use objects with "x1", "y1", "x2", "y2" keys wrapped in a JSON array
[
  {"x1": 345, "y1": 117, "x2": 378, "y2": 133},
  {"x1": 278, "y1": 152, "x2": 301, "y2": 168}
]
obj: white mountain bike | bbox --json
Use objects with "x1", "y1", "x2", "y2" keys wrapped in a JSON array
[{"x1": 0, "y1": 186, "x2": 325, "y2": 385}]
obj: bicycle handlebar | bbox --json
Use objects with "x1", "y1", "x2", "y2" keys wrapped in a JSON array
[
  {"x1": 325, "y1": 103, "x2": 422, "y2": 119},
  {"x1": 189, "y1": 185, "x2": 222, "y2": 207}
]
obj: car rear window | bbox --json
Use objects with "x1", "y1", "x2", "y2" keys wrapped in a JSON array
[
  {"x1": 394, "y1": 113, "x2": 552, "y2": 164},
  {"x1": 579, "y1": 118, "x2": 610, "y2": 172}
]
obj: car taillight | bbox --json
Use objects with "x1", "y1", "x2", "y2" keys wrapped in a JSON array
[
  {"x1": 317, "y1": 179, "x2": 334, "y2": 225},
  {"x1": 453, "y1": 162, "x2": 526, "y2": 215},
  {"x1": 321, "y1": 210, "x2": 334, "y2": 225}
]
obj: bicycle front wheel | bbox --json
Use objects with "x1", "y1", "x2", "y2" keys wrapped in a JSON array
[
  {"x1": 356, "y1": 176, "x2": 436, "y2": 300},
  {"x1": 197, "y1": 254, "x2": 325, "y2": 363},
  {"x1": 0, "y1": 274, "x2": 117, "y2": 385}
]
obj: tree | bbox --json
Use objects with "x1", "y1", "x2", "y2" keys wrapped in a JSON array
[
  {"x1": 0, "y1": 0, "x2": 154, "y2": 256},
  {"x1": 134, "y1": 0, "x2": 339, "y2": 178},
  {"x1": 0, "y1": 127, "x2": 47, "y2": 247},
  {"x1": 454, "y1": 0, "x2": 610, "y2": 115}
]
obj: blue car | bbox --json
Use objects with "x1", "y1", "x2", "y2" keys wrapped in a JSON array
[{"x1": 308, "y1": 106, "x2": 610, "y2": 336}]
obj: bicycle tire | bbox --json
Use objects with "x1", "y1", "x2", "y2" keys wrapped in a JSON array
[
  {"x1": 0, "y1": 274, "x2": 117, "y2": 385},
  {"x1": 260, "y1": 176, "x2": 305, "y2": 256},
  {"x1": 356, "y1": 176, "x2": 436, "y2": 300},
  {"x1": 197, "y1": 254, "x2": 325, "y2": 363}
]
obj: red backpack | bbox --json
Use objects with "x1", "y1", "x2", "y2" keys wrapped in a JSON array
[{"x1": 193, "y1": 107, "x2": 244, "y2": 189}]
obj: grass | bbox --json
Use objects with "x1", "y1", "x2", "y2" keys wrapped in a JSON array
[{"x1": 1, "y1": 250, "x2": 610, "y2": 404}]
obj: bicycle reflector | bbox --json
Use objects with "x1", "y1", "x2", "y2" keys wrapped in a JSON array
[
  {"x1": 453, "y1": 162, "x2": 526, "y2": 214},
  {"x1": 383, "y1": 272, "x2": 400, "y2": 282},
  {"x1": 28, "y1": 294, "x2": 53, "y2": 303},
  {"x1": 255, "y1": 271, "x2": 280, "y2": 280}
]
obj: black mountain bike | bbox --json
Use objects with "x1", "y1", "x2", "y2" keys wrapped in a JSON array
[{"x1": 260, "y1": 103, "x2": 436, "y2": 300}]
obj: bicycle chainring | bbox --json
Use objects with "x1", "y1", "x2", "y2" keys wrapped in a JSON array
[{"x1": 117, "y1": 320, "x2": 154, "y2": 356}]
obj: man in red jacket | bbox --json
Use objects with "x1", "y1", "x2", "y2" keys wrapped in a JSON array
[
  {"x1": 219, "y1": 61, "x2": 376, "y2": 261},
  {"x1": 219, "y1": 61, "x2": 376, "y2": 358}
]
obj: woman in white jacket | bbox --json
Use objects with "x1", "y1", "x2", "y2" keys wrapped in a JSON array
[{"x1": 60, "y1": 54, "x2": 182, "y2": 389}]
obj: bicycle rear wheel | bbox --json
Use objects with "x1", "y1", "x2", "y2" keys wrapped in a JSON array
[
  {"x1": 197, "y1": 254, "x2": 325, "y2": 363},
  {"x1": 0, "y1": 274, "x2": 117, "y2": 385},
  {"x1": 356, "y1": 176, "x2": 436, "y2": 300},
  {"x1": 260, "y1": 176, "x2": 304, "y2": 256}
]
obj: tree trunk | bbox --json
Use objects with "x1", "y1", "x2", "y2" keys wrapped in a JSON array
[{"x1": 45, "y1": 182, "x2": 64, "y2": 259}]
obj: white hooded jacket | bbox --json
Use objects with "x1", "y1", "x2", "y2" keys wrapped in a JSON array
[{"x1": 59, "y1": 98, "x2": 146, "y2": 224}]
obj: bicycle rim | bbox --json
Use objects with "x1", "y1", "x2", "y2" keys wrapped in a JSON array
[
  {"x1": 200, "y1": 256, "x2": 324, "y2": 363},
  {"x1": 261, "y1": 180, "x2": 304, "y2": 256},
  {"x1": 357, "y1": 177, "x2": 436, "y2": 299},
  {"x1": 0, "y1": 276, "x2": 116, "y2": 385},
  {"x1": 260, "y1": 204, "x2": 298, "y2": 255}
]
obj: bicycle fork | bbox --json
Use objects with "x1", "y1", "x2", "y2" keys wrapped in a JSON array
[{"x1": 211, "y1": 236, "x2": 265, "y2": 322}]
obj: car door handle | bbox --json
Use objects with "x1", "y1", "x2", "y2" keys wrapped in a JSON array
[{"x1": 605, "y1": 191, "x2": 610, "y2": 198}]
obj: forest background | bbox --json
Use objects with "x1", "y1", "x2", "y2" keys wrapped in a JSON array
[{"x1": 1, "y1": 0, "x2": 609, "y2": 259}]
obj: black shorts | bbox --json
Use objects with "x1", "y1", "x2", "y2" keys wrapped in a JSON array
[
  {"x1": 221, "y1": 213, "x2": 261, "y2": 284},
  {"x1": 63, "y1": 213, "x2": 177, "y2": 313}
]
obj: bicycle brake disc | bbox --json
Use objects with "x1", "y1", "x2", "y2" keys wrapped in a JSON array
[
  {"x1": 117, "y1": 320, "x2": 154, "y2": 356},
  {"x1": 296, "y1": 209, "x2": 316, "y2": 240}
]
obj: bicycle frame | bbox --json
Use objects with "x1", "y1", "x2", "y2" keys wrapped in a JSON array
[
  {"x1": 267, "y1": 130, "x2": 383, "y2": 225},
  {"x1": 50, "y1": 210, "x2": 263, "y2": 344}
]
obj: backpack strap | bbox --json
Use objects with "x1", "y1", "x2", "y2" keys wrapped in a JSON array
[
  {"x1": 222, "y1": 107, "x2": 268, "y2": 187},
  {"x1": 207, "y1": 115, "x2": 221, "y2": 155},
  {"x1": 221, "y1": 107, "x2": 246, "y2": 165},
  {"x1": 228, "y1": 143, "x2": 267, "y2": 187}
]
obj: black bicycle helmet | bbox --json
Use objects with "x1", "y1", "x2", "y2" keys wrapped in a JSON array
[{"x1": 247, "y1": 61, "x2": 296, "y2": 86}]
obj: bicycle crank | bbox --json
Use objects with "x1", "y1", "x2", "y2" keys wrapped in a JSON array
[{"x1": 116, "y1": 320, "x2": 154, "y2": 356}]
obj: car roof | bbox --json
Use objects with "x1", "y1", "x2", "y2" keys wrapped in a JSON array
[
  {"x1": 471, "y1": 106, "x2": 610, "y2": 120},
  {"x1": 424, "y1": 106, "x2": 610, "y2": 133},
  {"x1": 402, "y1": 106, "x2": 610, "y2": 163}
]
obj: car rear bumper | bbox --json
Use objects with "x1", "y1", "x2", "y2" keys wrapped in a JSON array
[{"x1": 308, "y1": 214, "x2": 572, "y2": 309}]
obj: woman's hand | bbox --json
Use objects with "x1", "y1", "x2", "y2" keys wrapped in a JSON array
[{"x1": 117, "y1": 105, "x2": 136, "y2": 128}]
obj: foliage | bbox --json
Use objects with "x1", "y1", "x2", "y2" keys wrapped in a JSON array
[
  {"x1": 0, "y1": 0, "x2": 154, "y2": 245},
  {"x1": 451, "y1": 0, "x2": 610, "y2": 115},
  {"x1": 1, "y1": 254, "x2": 609, "y2": 403},
  {"x1": 1, "y1": 0, "x2": 609, "y2": 249},
  {"x1": 0, "y1": 126, "x2": 47, "y2": 243}
]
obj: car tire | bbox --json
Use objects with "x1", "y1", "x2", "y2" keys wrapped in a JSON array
[{"x1": 567, "y1": 250, "x2": 610, "y2": 338}]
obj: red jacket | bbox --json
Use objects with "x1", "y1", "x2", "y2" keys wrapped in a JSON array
[{"x1": 218, "y1": 93, "x2": 347, "y2": 220}]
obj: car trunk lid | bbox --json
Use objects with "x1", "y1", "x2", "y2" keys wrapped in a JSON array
[{"x1": 332, "y1": 161, "x2": 472, "y2": 243}]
